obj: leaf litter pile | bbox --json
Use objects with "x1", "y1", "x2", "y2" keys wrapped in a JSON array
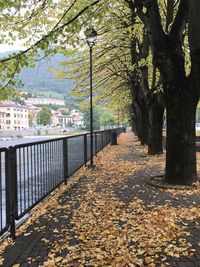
[{"x1": 0, "y1": 132, "x2": 200, "y2": 266}]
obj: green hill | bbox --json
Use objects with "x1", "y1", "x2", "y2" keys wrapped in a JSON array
[{"x1": 0, "y1": 51, "x2": 74, "y2": 99}]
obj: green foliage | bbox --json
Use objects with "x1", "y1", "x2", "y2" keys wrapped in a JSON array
[
  {"x1": 48, "y1": 103, "x2": 61, "y2": 111},
  {"x1": 0, "y1": 87, "x2": 17, "y2": 100},
  {"x1": 53, "y1": 1, "x2": 148, "y2": 126},
  {"x1": 83, "y1": 108, "x2": 100, "y2": 131},
  {"x1": 196, "y1": 108, "x2": 200, "y2": 123},
  {"x1": 0, "y1": 0, "x2": 103, "y2": 96},
  {"x1": 16, "y1": 52, "x2": 73, "y2": 94},
  {"x1": 99, "y1": 110, "x2": 115, "y2": 127},
  {"x1": 0, "y1": 0, "x2": 135, "y2": 117},
  {"x1": 0, "y1": 0, "x2": 193, "y2": 130},
  {"x1": 61, "y1": 111, "x2": 70, "y2": 115},
  {"x1": 36, "y1": 106, "x2": 51, "y2": 125}
]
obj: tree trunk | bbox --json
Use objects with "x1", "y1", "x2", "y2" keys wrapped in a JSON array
[
  {"x1": 148, "y1": 98, "x2": 164, "y2": 155},
  {"x1": 133, "y1": 116, "x2": 139, "y2": 135},
  {"x1": 130, "y1": 104, "x2": 138, "y2": 134},
  {"x1": 130, "y1": 83, "x2": 148, "y2": 145},
  {"x1": 137, "y1": 102, "x2": 148, "y2": 146},
  {"x1": 133, "y1": 0, "x2": 199, "y2": 185},
  {"x1": 140, "y1": 64, "x2": 164, "y2": 155},
  {"x1": 165, "y1": 83, "x2": 197, "y2": 185}
]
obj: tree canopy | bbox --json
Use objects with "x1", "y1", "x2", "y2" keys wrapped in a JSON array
[
  {"x1": 1, "y1": 0, "x2": 200, "y2": 185},
  {"x1": 37, "y1": 106, "x2": 51, "y2": 125}
]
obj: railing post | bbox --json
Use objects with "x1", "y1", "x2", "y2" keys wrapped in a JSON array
[
  {"x1": 5, "y1": 150, "x2": 10, "y2": 230},
  {"x1": 101, "y1": 132, "x2": 104, "y2": 150},
  {"x1": 63, "y1": 138, "x2": 68, "y2": 185},
  {"x1": 84, "y1": 134, "x2": 87, "y2": 166},
  {"x1": 7, "y1": 146, "x2": 17, "y2": 239},
  {"x1": 95, "y1": 133, "x2": 97, "y2": 155},
  {"x1": 110, "y1": 129, "x2": 118, "y2": 145},
  {"x1": 109, "y1": 129, "x2": 112, "y2": 144}
]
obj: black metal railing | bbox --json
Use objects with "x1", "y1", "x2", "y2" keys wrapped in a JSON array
[
  {"x1": 0, "y1": 148, "x2": 9, "y2": 236},
  {"x1": 14, "y1": 139, "x2": 64, "y2": 220},
  {"x1": 0, "y1": 128, "x2": 125, "y2": 239}
]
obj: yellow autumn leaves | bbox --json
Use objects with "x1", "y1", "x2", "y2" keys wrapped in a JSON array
[{"x1": 0, "y1": 132, "x2": 200, "y2": 266}]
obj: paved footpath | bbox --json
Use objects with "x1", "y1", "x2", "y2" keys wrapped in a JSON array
[{"x1": 0, "y1": 132, "x2": 200, "y2": 267}]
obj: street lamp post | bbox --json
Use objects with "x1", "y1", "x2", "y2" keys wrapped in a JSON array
[
  {"x1": 117, "y1": 108, "x2": 120, "y2": 136},
  {"x1": 85, "y1": 26, "x2": 97, "y2": 168}
]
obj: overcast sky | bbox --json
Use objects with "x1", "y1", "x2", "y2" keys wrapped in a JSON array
[{"x1": 0, "y1": 43, "x2": 25, "y2": 52}]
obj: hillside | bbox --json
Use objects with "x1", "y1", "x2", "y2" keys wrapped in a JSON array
[{"x1": 0, "y1": 51, "x2": 74, "y2": 99}]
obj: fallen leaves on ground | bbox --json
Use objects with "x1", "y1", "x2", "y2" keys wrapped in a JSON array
[
  {"x1": 0, "y1": 257, "x2": 4, "y2": 266},
  {"x1": 1, "y1": 133, "x2": 200, "y2": 266}
]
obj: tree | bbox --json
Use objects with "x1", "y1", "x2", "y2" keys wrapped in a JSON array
[
  {"x1": 132, "y1": 0, "x2": 199, "y2": 185},
  {"x1": 2, "y1": 0, "x2": 199, "y2": 185},
  {"x1": 99, "y1": 109, "x2": 115, "y2": 127},
  {"x1": 59, "y1": 1, "x2": 164, "y2": 154},
  {"x1": 37, "y1": 106, "x2": 51, "y2": 126},
  {"x1": 0, "y1": 0, "x2": 102, "y2": 96},
  {"x1": 64, "y1": 0, "x2": 199, "y2": 184},
  {"x1": 83, "y1": 108, "x2": 100, "y2": 131},
  {"x1": 136, "y1": 32, "x2": 165, "y2": 154}
]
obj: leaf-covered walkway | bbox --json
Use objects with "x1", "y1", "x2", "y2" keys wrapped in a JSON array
[{"x1": 0, "y1": 132, "x2": 200, "y2": 267}]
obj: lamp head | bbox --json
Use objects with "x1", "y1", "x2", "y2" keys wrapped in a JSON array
[{"x1": 84, "y1": 26, "x2": 97, "y2": 47}]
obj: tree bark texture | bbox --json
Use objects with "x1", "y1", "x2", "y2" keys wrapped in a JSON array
[
  {"x1": 165, "y1": 82, "x2": 197, "y2": 185},
  {"x1": 148, "y1": 96, "x2": 164, "y2": 155},
  {"x1": 140, "y1": 65, "x2": 164, "y2": 155},
  {"x1": 135, "y1": 0, "x2": 198, "y2": 185},
  {"x1": 138, "y1": 102, "x2": 148, "y2": 146},
  {"x1": 189, "y1": 0, "x2": 200, "y2": 98},
  {"x1": 131, "y1": 100, "x2": 148, "y2": 145}
]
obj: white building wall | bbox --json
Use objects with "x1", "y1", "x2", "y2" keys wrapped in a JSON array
[
  {"x1": 25, "y1": 98, "x2": 65, "y2": 106},
  {"x1": 0, "y1": 103, "x2": 29, "y2": 130}
]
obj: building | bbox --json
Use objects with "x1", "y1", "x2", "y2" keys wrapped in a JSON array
[
  {"x1": 24, "y1": 98, "x2": 65, "y2": 106},
  {"x1": 51, "y1": 109, "x2": 74, "y2": 127},
  {"x1": 0, "y1": 101, "x2": 29, "y2": 130},
  {"x1": 71, "y1": 109, "x2": 84, "y2": 127},
  {"x1": 57, "y1": 115, "x2": 74, "y2": 126},
  {"x1": 0, "y1": 111, "x2": 6, "y2": 129},
  {"x1": 56, "y1": 107, "x2": 70, "y2": 114},
  {"x1": 27, "y1": 105, "x2": 41, "y2": 126},
  {"x1": 51, "y1": 108, "x2": 84, "y2": 128}
]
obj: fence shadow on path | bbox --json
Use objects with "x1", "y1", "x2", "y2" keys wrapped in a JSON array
[{"x1": 1, "y1": 176, "x2": 90, "y2": 267}]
